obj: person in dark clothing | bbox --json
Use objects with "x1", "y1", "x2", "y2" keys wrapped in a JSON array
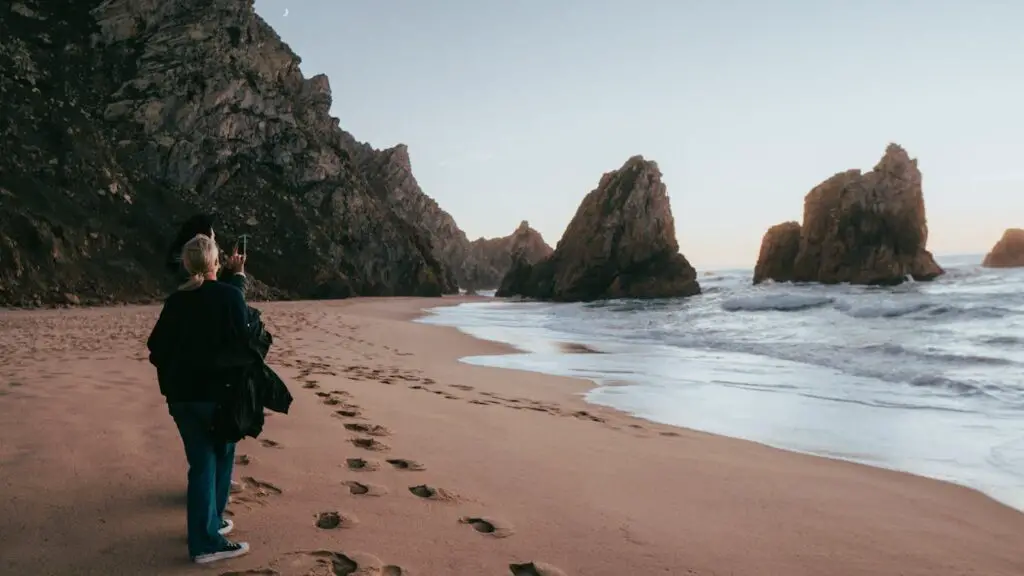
[
  {"x1": 147, "y1": 233, "x2": 251, "y2": 565},
  {"x1": 166, "y1": 214, "x2": 249, "y2": 495}
]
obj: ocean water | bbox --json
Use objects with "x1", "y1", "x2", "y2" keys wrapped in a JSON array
[{"x1": 418, "y1": 254, "x2": 1024, "y2": 510}]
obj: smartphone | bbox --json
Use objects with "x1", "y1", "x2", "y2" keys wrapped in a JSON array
[{"x1": 238, "y1": 234, "x2": 248, "y2": 256}]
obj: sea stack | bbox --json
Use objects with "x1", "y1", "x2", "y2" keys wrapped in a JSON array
[
  {"x1": 982, "y1": 228, "x2": 1024, "y2": 268},
  {"x1": 497, "y1": 156, "x2": 700, "y2": 301},
  {"x1": 753, "y1": 143, "x2": 943, "y2": 285}
]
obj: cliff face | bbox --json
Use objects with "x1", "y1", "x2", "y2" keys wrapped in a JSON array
[
  {"x1": 342, "y1": 140, "x2": 466, "y2": 293},
  {"x1": 460, "y1": 221, "x2": 552, "y2": 291},
  {"x1": 0, "y1": 0, "x2": 459, "y2": 306},
  {"x1": 753, "y1": 144, "x2": 943, "y2": 285},
  {"x1": 497, "y1": 156, "x2": 700, "y2": 301},
  {"x1": 982, "y1": 228, "x2": 1024, "y2": 268}
]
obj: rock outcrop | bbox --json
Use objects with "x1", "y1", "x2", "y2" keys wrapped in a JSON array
[
  {"x1": 752, "y1": 222, "x2": 801, "y2": 284},
  {"x1": 982, "y1": 228, "x2": 1024, "y2": 268},
  {"x1": 753, "y1": 144, "x2": 943, "y2": 285},
  {"x1": 460, "y1": 221, "x2": 552, "y2": 292},
  {"x1": 496, "y1": 156, "x2": 700, "y2": 301},
  {"x1": 0, "y1": 0, "x2": 464, "y2": 306}
]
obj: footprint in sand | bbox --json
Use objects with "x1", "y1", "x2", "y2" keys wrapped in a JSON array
[
  {"x1": 229, "y1": 477, "x2": 283, "y2": 511},
  {"x1": 259, "y1": 439, "x2": 282, "y2": 448},
  {"x1": 350, "y1": 437, "x2": 389, "y2": 452},
  {"x1": 343, "y1": 422, "x2": 391, "y2": 436},
  {"x1": 334, "y1": 408, "x2": 363, "y2": 419},
  {"x1": 408, "y1": 484, "x2": 458, "y2": 502},
  {"x1": 459, "y1": 516, "x2": 514, "y2": 538},
  {"x1": 258, "y1": 550, "x2": 407, "y2": 575},
  {"x1": 239, "y1": 477, "x2": 283, "y2": 497},
  {"x1": 315, "y1": 510, "x2": 358, "y2": 529},
  {"x1": 302, "y1": 381, "x2": 319, "y2": 389},
  {"x1": 343, "y1": 480, "x2": 388, "y2": 496},
  {"x1": 571, "y1": 410, "x2": 606, "y2": 423},
  {"x1": 385, "y1": 458, "x2": 425, "y2": 471},
  {"x1": 346, "y1": 457, "x2": 381, "y2": 471},
  {"x1": 509, "y1": 562, "x2": 567, "y2": 576}
]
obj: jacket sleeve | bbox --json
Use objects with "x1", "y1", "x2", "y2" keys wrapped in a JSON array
[
  {"x1": 223, "y1": 272, "x2": 248, "y2": 298},
  {"x1": 147, "y1": 297, "x2": 177, "y2": 368},
  {"x1": 226, "y1": 286, "x2": 250, "y2": 344}
]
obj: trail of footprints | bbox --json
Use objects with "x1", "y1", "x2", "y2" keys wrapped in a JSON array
[
  {"x1": 223, "y1": 353, "x2": 563, "y2": 576},
  {"x1": 336, "y1": 359, "x2": 663, "y2": 434}
]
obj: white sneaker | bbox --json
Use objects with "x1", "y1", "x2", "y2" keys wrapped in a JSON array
[
  {"x1": 193, "y1": 541, "x2": 249, "y2": 564},
  {"x1": 218, "y1": 519, "x2": 234, "y2": 536}
]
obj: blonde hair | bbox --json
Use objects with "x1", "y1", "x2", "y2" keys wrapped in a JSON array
[{"x1": 178, "y1": 234, "x2": 220, "y2": 291}]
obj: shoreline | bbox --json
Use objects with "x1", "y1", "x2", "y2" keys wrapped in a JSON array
[
  {"x1": 1, "y1": 296, "x2": 1022, "y2": 575},
  {"x1": 415, "y1": 300, "x2": 1024, "y2": 515}
]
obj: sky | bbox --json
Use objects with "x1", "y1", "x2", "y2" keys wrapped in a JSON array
[{"x1": 253, "y1": 0, "x2": 1024, "y2": 269}]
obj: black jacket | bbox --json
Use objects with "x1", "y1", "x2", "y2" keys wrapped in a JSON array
[
  {"x1": 210, "y1": 306, "x2": 293, "y2": 443},
  {"x1": 148, "y1": 281, "x2": 251, "y2": 403}
]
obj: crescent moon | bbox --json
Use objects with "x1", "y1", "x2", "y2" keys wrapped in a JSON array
[{"x1": 283, "y1": 8, "x2": 289, "y2": 16}]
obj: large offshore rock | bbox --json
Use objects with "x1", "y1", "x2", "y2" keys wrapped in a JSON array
[
  {"x1": 497, "y1": 156, "x2": 700, "y2": 301},
  {"x1": 982, "y1": 228, "x2": 1024, "y2": 268},
  {"x1": 754, "y1": 144, "x2": 943, "y2": 285}
]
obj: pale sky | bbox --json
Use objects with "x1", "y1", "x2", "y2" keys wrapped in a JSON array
[{"x1": 254, "y1": 0, "x2": 1024, "y2": 269}]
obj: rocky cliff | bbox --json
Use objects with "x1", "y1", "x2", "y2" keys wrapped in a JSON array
[
  {"x1": 460, "y1": 221, "x2": 552, "y2": 292},
  {"x1": 0, "y1": 0, "x2": 468, "y2": 306},
  {"x1": 753, "y1": 144, "x2": 943, "y2": 285},
  {"x1": 497, "y1": 156, "x2": 700, "y2": 301},
  {"x1": 982, "y1": 228, "x2": 1024, "y2": 268}
]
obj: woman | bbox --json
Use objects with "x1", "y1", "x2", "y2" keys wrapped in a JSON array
[{"x1": 147, "y1": 234, "x2": 251, "y2": 564}]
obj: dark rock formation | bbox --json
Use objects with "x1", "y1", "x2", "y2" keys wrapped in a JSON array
[
  {"x1": 340, "y1": 141, "x2": 463, "y2": 294},
  {"x1": 982, "y1": 228, "x2": 1024, "y2": 268},
  {"x1": 0, "y1": 0, "x2": 461, "y2": 307},
  {"x1": 753, "y1": 144, "x2": 943, "y2": 285},
  {"x1": 496, "y1": 156, "x2": 700, "y2": 301},
  {"x1": 460, "y1": 221, "x2": 552, "y2": 292},
  {"x1": 752, "y1": 222, "x2": 801, "y2": 284}
]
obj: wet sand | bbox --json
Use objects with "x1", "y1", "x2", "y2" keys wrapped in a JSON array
[{"x1": 0, "y1": 296, "x2": 1022, "y2": 575}]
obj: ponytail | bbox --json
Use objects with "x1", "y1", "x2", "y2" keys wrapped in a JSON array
[{"x1": 178, "y1": 275, "x2": 206, "y2": 291}]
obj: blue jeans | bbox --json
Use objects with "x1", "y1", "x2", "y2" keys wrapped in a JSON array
[{"x1": 168, "y1": 402, "x2": 235, "y2": 557}]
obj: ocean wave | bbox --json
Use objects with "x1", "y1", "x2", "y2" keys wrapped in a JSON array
[
  {"x1": 839, "y1": 301, "x2": 1016, "y2": 320},
  {"x1": 906, "y1": 375, "x2": 1007, "y2": 401},
  {"x1": 982, "y1": 335, "x2": 1024, "y2": 346},
  {"x1": 859, "y1": 343, "x2": 1016, "y2": 366},
  {"x1": 795, "y1": 391, "x2": 978, "y2": 413},
  {"x1": 721, "y1": 294, "x2": 834, "y2": 312},
  {"x1": 837, "y1": 300, "x2": 934, "y2": 318}
]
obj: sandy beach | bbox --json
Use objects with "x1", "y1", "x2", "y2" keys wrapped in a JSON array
[{"x1": 1, "y1": 296, "x2": 1022, "y2": 576}]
